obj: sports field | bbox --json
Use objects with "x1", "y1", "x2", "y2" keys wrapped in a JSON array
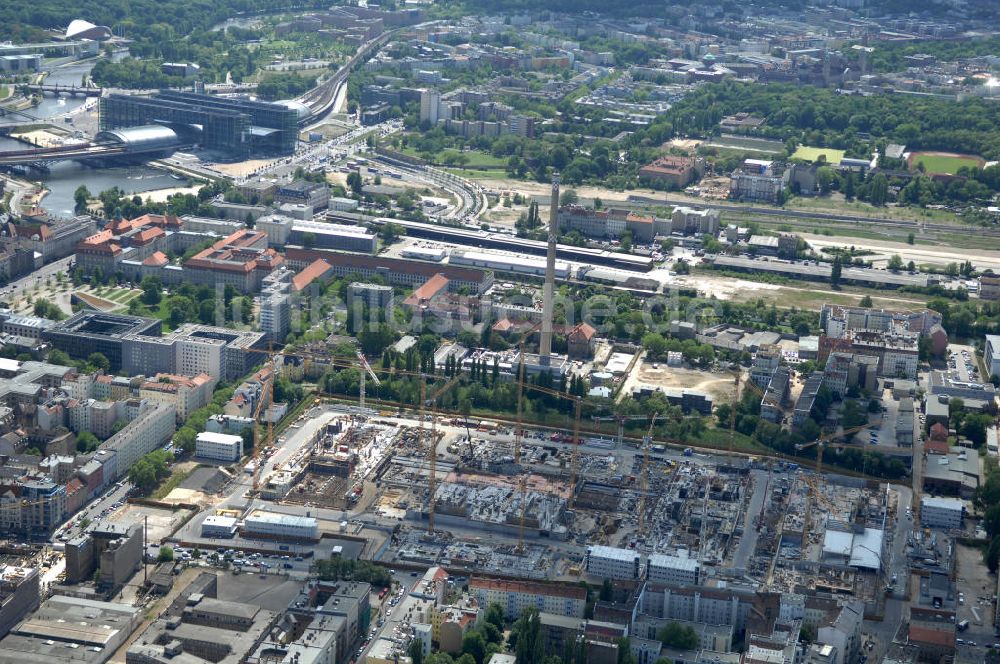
[
  {"x1": 792, "y1": 145, "x2": 845, "y2": 165},
  {"x1": 908, "y1": 151, "x2": 984, "y2": 175}
]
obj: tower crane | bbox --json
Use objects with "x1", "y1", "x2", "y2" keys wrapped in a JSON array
[
  {"x1": 794, "y1": 423, "x2": 870, "y2": 537},
  {"x1": 424, "y1": 373, "x2": 461, "y2": 535},
  {"x1": 356, "y1": 350, "x2": 380, "y2": 412},
  {"x1": 637, "y1": 412, "x2": 659, "y2": 533},
  {"x1": 590, "y1": 414, "x2": 653, "y2": 448},
  {"x1": 252, "y1": 361, "x2": 277, "y2": 494}
]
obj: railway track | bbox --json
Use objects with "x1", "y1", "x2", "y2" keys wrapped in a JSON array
[{"x1": 625, "y1": 194, "x2": 998, "y2": 237}]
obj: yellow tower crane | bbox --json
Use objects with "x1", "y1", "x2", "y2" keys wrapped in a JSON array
[{"x1": 425, "y1": 374, "x2": 461, "y2": 535}]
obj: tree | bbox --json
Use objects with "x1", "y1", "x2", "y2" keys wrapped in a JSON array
[
  {"x1": 173, "y1": 426, "x2": 198, "y2": 452},
  {"x1": 907, "y1": 232, "x2": 915, "y2": 245},
  {"x1": 484, "y1": 603, "x2": 505, "y2": 633},
  {"x1": 830, "y1": 256, "x2": 842, "y2": 288},
  {"x1": 158, "y1": 545, "x2": 174, "y2": 562},
  {"x1": 141, "y1": 277, "x2": 163, "y2": 305},
  {"x1": 560, "y1": 189, "x2": 579, "y2": 206},
  {"x1": 129, "y1": 458, "x2": 157, "y2": 493},
  {"x1": 657, "y1": 622, "x2": 699, "y2": 650},
  {"x1": 409, "y1": 640, "x2": 425, "y2": 664},
  {"x1": 887, "y1": 254, "x2": 904, "y2": 271},
  {"x1": 347, "y1": 171, "x2": 364, "y2": 196},
  {"x1": 48, "y1": 349, "x2": 71, "y2": 366},
  {"x1": 869, "y1": 173, "x2": 889, "y2": 206},
  {"x1": 599, "y1": 578, "x2": 614, "y2": 601},
  {"x1": 462, "y1": 630, "x2": 487, "y2": 664},
  {"x1": 76, "y1": 431, "x2": 100, "y2": 453},
  {"x1": 859, "y1": 295, "x2": 873, "y2": 307},
  {"x1": 74, "y1": 185, "x2": 91, "y2": 214},
  {"x1": 87, "y1": 352, "x2": 111, "y2": 372}
]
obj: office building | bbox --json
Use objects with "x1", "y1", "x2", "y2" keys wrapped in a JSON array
[
  {"x1": 243, "y1": 510, "x2": 319, "y2": 541},
  {"x1": 285, "y1": 247, "x2": 493, "y2": 295},
  {"x1": 0, "y1": 566, "x2": 40, "y2": 637},
  {"x1": 347, "y1": 282, "x2": 395, "y2": 310},
  {"x1": 277, "y1": 181, "x2": 330, "y2": 210},
  {"x1": 42, "y1": 312, "x2": 162, "y2": 372},
  {"x1": 201, "y1": 515, "x2": 239, "y2": 538},
  {"x1": 585, "y1": 545, "x2": 642, "y2": 581},
  {"x1": 920, "y1": 496, "x2": 964, "y2": 530},
  {"x1": 986, "y1": 335, "x2": 1000, "y2": 380},
  {"x1": 196, "y1": 431, "x2": 244, "y2": 463},
  {"x1": 181, "y1": 229, "x2": 284, "y2": 293},
  {"x1": 100, "y1": 91, "x2": 299, "y2": 159},
  {"x1": 258, "y1": 270, "x2": 292, "y2": 343},
  {"x1": 420, "y1": 89, "x2": 442, "y2": 124},
  {"x1": 123, "y1": 324, "x2": 267, "y2": 382}
]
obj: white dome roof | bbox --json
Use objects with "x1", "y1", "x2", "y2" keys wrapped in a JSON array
[{"x1": 66, "y1": 19, "x2": 111, "y2": 40}]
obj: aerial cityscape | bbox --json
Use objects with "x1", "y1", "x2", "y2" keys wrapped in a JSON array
[{"x1": 1, "y1": 1, "x2": 1000, "y2": 664}]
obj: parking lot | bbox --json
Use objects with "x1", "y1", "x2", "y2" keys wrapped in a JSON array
[
  {"x1": 949, "y1": 344, "x2": 982, "y2": 384},
  {"x1": 954, "y1": 543, "x2": 997, "y2": 650}
]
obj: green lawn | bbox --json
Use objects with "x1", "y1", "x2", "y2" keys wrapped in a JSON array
[
  {"x1": 792, "y1": 145, "x2": 846, "y2": 165},
  {"x1": 0, "y1": 85, "x2": 10, "y2": 100},
  {"x1": 399, "y1": 145, "x2": 506, "y2": 170},
  {"x1": 909, "y1": 152, "x2": 983, "y2": 175},
  {"x1": 439, "y1": 149, "x2": 506, "y2": 168},
  {"x1": 443, "y1": 167, "x2": 509, "y2": 179}
]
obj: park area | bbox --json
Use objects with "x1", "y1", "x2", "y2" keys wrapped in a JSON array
[
  {"x1": 791, "y1": 145, "x2": 846, "y2": 165},
  {"x1": 907, "y1": 151, "x2": 984, "y2": 175}
]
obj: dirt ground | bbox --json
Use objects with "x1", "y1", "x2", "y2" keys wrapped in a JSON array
[
  {"x1": 482, "y1": 199, "x2": 529, "y2": 227},
  {"x1": 209, "y1": 159, "x2": 281, "y2": 178},
  {"x1": 137, "y1": 185, "x2": 203, "y2": 203},
  {"x1": 109, "y1": 503, "x2": 193, "y2": 544},
  {"x1": 628, "y1": 363, "x2": 738, "y2": 402},
  {"x1": 667, "y1": 138, "x2": 702, "y2": 151}
]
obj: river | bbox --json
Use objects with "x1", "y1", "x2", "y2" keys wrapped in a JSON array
[{"x1": 6, "y1": 57, "x2": 180, "y2": 218}]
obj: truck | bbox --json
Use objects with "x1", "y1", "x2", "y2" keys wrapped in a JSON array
[
  {"x1": 958, "y1": 620, "x2": 970, "y2": 632},
  {"x1": 683, "y1": 448, "x2": 693, "y2": 457}
]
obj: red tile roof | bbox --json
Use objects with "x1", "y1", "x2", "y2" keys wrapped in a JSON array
[
  {"x1": 470, "y1": 576, "x2": 587, "y2": 600},
  {"x1": 908, "y1": 626, "x2": 955, "y2": 648},
  {"x1": 292, "y1": 259, "x2": 333, "y2": 292},
  {"x1": 143, "y1": 251, "x2": 169, "y2": 267},
  {"x1": 570, "y1": 322, "x2": 596, "y2": 341},
  {"x1": 7, "y1": 222, "x2": 50, "y2": 239},
  {"x1": 404, "y1": 274, "x2": 449, "y2": 306},
  {"x1": 131, "y1": 226, "x2": 165, "y2": 246}
]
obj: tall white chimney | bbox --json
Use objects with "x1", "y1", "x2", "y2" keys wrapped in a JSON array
[{"x1": 539, "y1": 174, "x2": 559, "y2": 362}]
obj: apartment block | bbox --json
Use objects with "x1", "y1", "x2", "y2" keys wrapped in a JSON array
[
  {"x1": 647, "y1": 552, "x2": 700, "y2": 586},
  {"x1": 585, "y1": 545, "x2": 642, "y2": 581},
  {"x1": 139, "y1": 372, "x2": 216, "y2": 423},
  {"x1": 469, "y1": 577, "x2": 587, "y2": 619}
]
